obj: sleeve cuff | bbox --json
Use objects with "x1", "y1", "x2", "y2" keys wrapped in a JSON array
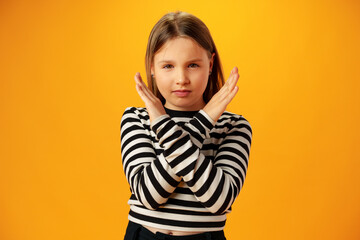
[
  {"x1": 150, "y1": 114, "x2": 171, "y2": 132},
  {"x1": 198, "y1": 109, "x2": 216, "y2": 128}
]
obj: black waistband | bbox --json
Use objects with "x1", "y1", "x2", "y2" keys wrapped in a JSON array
[{"x1": 124, "y1": 221, "x2": 226, "y2": 240}]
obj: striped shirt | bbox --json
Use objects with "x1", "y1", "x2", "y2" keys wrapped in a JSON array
[{"x1": 120, "y1": 106, "x2": 252, "y2": 232}]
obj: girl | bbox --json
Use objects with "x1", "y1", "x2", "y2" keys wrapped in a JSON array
[{"x1": 120, "y1": 11, "x2": 252, "y2": 240}]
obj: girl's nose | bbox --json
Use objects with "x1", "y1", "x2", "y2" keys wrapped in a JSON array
[{"x1": 176, "y1": 70, "x2": 189, "y2": 85}]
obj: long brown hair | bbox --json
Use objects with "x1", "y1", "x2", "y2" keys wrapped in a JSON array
[{"x1": 145, "y1": 11, "x2": 225, "y2": 104}]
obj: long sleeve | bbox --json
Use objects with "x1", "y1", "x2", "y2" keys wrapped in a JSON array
[
  {"x1": 151, "y1": 110, "x2": 252, "y2": 214},
  {"x1": 121, "y1": 107, "x2": 182, "y2": 210}
]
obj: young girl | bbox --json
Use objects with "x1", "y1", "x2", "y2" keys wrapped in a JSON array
[{"x1": 120, "y1": 11, "x2": 252, "y2": 240}]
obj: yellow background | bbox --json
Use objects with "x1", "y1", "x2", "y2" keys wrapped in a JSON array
[{"x1": 1, "y1": 0, "x2": 359, "y2": 239}]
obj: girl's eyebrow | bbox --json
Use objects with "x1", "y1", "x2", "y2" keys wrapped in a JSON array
[{"x1": 158, "y1": 58, "x2": 203, "y2": 63}]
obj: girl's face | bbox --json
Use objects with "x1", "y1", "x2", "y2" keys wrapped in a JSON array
[{"x1": 151, "y1": 37, "x2": 215, "y2": 111}]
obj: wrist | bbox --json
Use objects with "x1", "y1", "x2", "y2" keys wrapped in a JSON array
[
  {"x1": 150, "y1": 112, "x2": 167, "y2": 126},
  {"x1": 202, "y1": 106, "x2": 218, "y2": 123}
]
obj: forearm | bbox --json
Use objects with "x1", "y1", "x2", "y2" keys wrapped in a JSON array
[
  {"x1": 183, "y1": 142, "x2": 249, "y2": 214},
  {"x1": 121, "y1": 108, "x2": 182, "y2": 210},
  {"x1": 151, "y1": 114, "x2": 252, "y2": 214}
]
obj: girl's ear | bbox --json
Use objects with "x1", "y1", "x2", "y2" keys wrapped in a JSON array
[
  {"x1": 209, "y1": 53, "x2": 215, "y2": 73},
  {"x1": 151, "y1": 64, "x2": 155, "y2": 76}
]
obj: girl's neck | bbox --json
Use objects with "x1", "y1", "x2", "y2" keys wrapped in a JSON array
[{"x1": 164, "y1": 106, "x2": 199, "y2": 117}]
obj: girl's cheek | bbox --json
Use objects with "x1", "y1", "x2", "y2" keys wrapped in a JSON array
[{"x1": 191, "y1": 70, "x2": 207, "y2": 79}]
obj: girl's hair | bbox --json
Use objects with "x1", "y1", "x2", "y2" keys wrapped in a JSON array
[{"x1": 145, "y1": 11, "x2": 225, "y2": 104}]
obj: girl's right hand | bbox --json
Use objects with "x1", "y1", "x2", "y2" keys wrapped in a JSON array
[
  {"x1": 134, "y1": 72, "x2": 166, "y2": 124},
  {"x1": 203, "y1": 67, "x2": 240, "y2": 123}
]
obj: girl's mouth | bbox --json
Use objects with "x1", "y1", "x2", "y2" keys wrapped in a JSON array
[{"x1": 173, "y1": 90, "x2": 191, "y2": 97}]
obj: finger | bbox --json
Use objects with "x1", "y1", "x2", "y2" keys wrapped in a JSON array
[
  {"x1": 135, "y1": 73, "x2": 149, "y2": 90},
  {"x1": 141, "y1": 85, "x2": 154, "y2": 102},
  {"x1": 135, "y1": 72, "x2": 148, "y2": 89},
  {"x1": 135, "y1": 74, "x2": 146, "y2": 98},
  {"x1": 135, "y1": 82, "x2": 147, "y2": 101},
  {"x1": 134, "y1": 73, "x2": 149, "y2": 94},
  {"x1": 135, "y1": 74, "x2": 151, "y2": 99},
  {"x1": 135, "y1": 72, "x2": 141, "y2": 81},
  {"x1": 134, "y1": 73, "x2": 139, "y2": 83},
  {"x1": 138, "y1": 79, "x2": 156, "y2": 101},
  {"x1": 229, "y1": 72, "x2": 239, "y2": 90},
  {"x1": 233, "y1": 66, "x2": 238, "y2": 74},
  {"x1": 231, "y1": 67, "x2": 239, "y2": 81},
  {"x1": 220, "y1": 85, "x2": 239, "y2": 107},
  {"x1": 219, "y1": 70, "x2": 239, "y2": 97},
  {"x1": 135, "y1": 73, "x2": 159, "y2": 102},
  {"x1": 225, "y1": 67, "x2": 239, "y2": 90},
  {"x1": 216, "y1": 75, "x2": 239, "y2": 103},
  {"x1": 227, "y1": 85, "x2": 239, "y2": 102},
  {"x1": 136, "y1": 72, "x2": 144, "y2": 83},
  {"x1": 225, "y1": 67, "x2": 237, "y2": 86},
  {"x1": 136, "y1": 83, "x2": 153, "y2": 103}
]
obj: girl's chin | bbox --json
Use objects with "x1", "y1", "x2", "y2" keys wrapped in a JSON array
[{"x1": 165, "y1": 101, "x2": 205, "y2": 111}]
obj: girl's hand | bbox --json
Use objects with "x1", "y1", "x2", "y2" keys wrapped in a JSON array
[
  {"x1": 134, "y1": 72, "x2": 166, "y2": 124},
  {"x1": 203, "y1": 67, "x2": 239, "y2": 123}
]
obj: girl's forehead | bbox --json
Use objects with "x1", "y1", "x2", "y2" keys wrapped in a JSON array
[{"x1": 154, "y1": 37, "x2": 207, "y2": 61}]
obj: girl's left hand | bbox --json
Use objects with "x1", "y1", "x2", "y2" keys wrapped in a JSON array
[
  {"x1": 134, "y1": 72, "x2": 166, "y2": 124},
  {"x1": 203, "y1": 66, "x2": 239, "y2": 123}
]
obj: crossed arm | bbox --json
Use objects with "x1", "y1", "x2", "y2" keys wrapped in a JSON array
[{"x1": 120, "y1": 107, "x2": 252, "y2": 214}]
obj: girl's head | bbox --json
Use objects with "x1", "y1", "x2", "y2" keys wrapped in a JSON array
[{"x1": 145, "y1": 11, "x2": 224, "y2": 110}]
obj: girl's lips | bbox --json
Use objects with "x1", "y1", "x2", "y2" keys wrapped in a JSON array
[{"x1": 173, "y1": 90, "x2": 191, "y2": 97}]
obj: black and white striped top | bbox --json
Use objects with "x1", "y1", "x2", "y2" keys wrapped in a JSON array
[{"x1": 120, "y1": 106, "x2": 252, "y2": 232}]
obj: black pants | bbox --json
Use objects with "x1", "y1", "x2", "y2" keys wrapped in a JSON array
[{"x1": 124, "y1": 221, "x2": 226, "y2": 240}]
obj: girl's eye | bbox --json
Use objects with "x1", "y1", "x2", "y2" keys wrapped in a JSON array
[
  {"x1": 162, "y1": 63, "x2": 199, "y2": 69},
  {"x1": 189, "y1": 63, "x2": 199, "y2": 68},
  {"x1": 163, "y1": 64, "x2": 173, "y2": 69}
]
